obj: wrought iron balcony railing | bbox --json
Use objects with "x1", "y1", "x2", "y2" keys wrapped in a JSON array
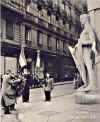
[{"x1": 1, "y1": 0, "x2": 25, "y2": 14}]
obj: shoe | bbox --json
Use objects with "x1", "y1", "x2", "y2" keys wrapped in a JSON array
[
  {"x1": 5, "y1": 111, "x2": 11, "y2": 114},
  {"x1": 4, "y1": 107, "x2": 10, "y2": 114}
]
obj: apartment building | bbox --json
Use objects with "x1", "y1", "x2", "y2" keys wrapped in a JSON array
[{"x1": 1, "y1": 0, "x2": 86, "y2": 81}]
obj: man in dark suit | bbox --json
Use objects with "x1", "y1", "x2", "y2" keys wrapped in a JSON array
[{"x1": 44, "y1": 73, "x2": 54, "y2": 101}]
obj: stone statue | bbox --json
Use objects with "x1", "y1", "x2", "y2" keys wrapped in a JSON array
[
  {"x1": 76, "y1": 1, "x2": 100, "y2": 103},
  {"x1": 69, "y1": 13, "x2": 100, "y2": 104},
  {"x1": 77, "y1": 14, "x2": 96, "y2": 92},
  {"x1": 69, "y1": 14, "x2": 96, "y2": 92}
]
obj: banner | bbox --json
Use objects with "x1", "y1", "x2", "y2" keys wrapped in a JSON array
[
  {"x1": 19, "y1": 46, "x2": 27, "y2": 68},
  {"x1": 36, "y1": 50, "x2": 40, "y2": 68}
]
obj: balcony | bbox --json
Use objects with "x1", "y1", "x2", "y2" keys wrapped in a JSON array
[
  {"x1": 1, "y1": 0, "x2": 25, "y2": 15},
  {"x1": 25, "y1": 12, "x2": 38, "y2": 24},
  {"x1": 48, "y1": 24, "x2": 54, "y2": 32},
  {"x1": 38, "y1": 18, "x2": 48, "y2": 28}
]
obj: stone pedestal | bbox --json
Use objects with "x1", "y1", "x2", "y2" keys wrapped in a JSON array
[
  {"x1": 75, "y1": 56, "x2": 100, "y2": 104},
  {"x1": 75, "y1": 92, "x2": 100, "y2": 104}
]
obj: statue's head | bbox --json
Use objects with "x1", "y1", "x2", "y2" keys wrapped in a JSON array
[{"x1": 80, "y1": 14, "x2": 89, "y2": 26}]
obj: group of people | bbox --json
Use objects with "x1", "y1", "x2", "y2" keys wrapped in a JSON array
[
  {"x1": 1, "y1": 69, "x2": 54, "y2": 114},
  {"x1": 1, "y1": 70, "x2": 26, "y2": 114},
  {"x1": 31, "y1": 74, "x2": 43, "y2": 88}
]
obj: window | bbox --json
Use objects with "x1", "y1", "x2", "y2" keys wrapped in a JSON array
[
  {"x1": 50, "y1": 14, "x2": 56, "y2": 24},
  {"x1": 63, "y1": 18, "x2": 66, "y2": 25},
  {"x1": 25, "y1": 26, "x2": 31, "y2": 41},
  {"x1": 56, "y1": 14, "x2": 59, "y2": 21},
  {"x1": 6, "y1": 20, "x2": 14, "y2": 40},
  {"x1": 63, "y1": 42, "x2": 71, "y2": 56},
  {"x1": 37, "y1": 31, "x2": 43, "y2": 46},
  {"x1": 47, "y1": 35, "x2": 52, "y2": 49},
  {"x1": 64, "y1": 5, "x2": 71, "y2": 17},
  {"x1": 56, "y1": 39, "x2": 60, "y2": 51}
]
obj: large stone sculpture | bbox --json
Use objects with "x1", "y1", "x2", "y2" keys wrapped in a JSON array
[
  {"x1": 74, "y1": 0, "x2": 100, "y2": 104},
  {"x1": 69, "y1": 14, "x2": 96, "y2": 91}
]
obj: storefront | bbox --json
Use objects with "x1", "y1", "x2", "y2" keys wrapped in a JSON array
[
  {"x1": 1, "y1": 42, "x2": 20, "y2": 74},
  {"x1": 1, "y1": 42, "x2": 75, "y2": 81},
  {"x1": 0, "y1": 56, "x2": 17, "y2": 74}
]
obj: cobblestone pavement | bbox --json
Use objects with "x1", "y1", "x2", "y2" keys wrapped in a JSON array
[{"x1": 1, "y1": 83, "x2": 100, "y2": 122}]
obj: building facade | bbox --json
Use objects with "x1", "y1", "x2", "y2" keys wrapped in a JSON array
[{"x1": 1, "y1": 0, "x2": 86, "y2": 81}]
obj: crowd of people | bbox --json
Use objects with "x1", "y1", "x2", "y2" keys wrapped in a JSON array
[{"x1": 0, "y1": 69, "x2": 54, "y2": 114}]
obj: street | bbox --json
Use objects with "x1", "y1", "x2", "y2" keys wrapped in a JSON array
[{"x1": 1, "y1": 83, "x2": 100, "y2": 122}]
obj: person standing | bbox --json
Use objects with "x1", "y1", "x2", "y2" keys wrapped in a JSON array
[
  {"x1": 22, "y1": 71, "x2": 31, "y2": 102},
  {"x1": 1, "y1": 70, "x2": 16, "y2": 114},
  {"x1": 43, "y1": 73, "x2": 54, "y2": 101}
]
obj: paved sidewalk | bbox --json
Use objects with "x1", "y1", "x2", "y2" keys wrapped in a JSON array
[{"x1": 1, "y1": 83, "x2": 100, "y2": 122}]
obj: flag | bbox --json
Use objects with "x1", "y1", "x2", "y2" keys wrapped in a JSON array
[
  {"x1": 19, "y1": 46, "x2": 27, "y2": 68},
  {"x1": 68, "y1": 46, "x2": 79, "y2": 70},
  {"x1": 36, "y1": 51, "x2": 40, "y2": 68}
]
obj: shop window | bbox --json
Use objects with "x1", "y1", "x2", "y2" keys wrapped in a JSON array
[
  {"x1": 6, "y1": 20, "x2": 14, "y2": 40},
  {"x1": 60, "y1": 41, "x2": 63, "y2": 51},
  {"x1": 2, "y1": 56, "x2": 17, "y2": 74},
  {"x1": 37, "y1": 31, "x2": 43, "y2": 46}
]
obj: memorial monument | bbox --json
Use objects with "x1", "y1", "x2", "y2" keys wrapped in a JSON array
[{"x1": 69, "y1": 0, "x2": 100, "y2": 104}]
